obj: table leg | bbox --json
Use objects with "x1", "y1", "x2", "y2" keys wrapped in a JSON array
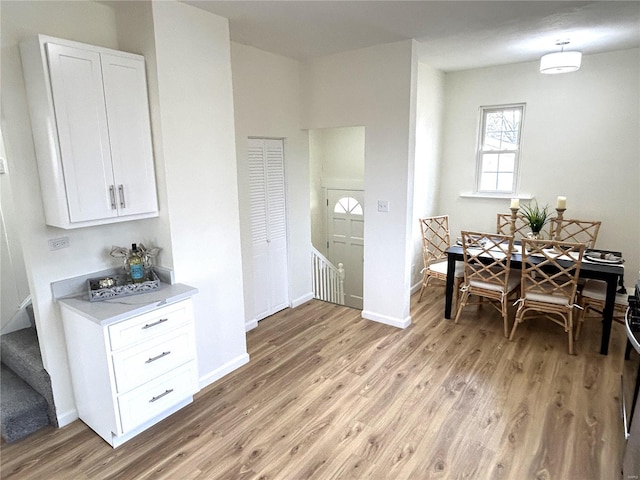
[
  {"x1": 445, "y1": 255, "x2": 456, "y2": 319},
  {"x1": 600, "y1": 274, "x2": 617, "y2": 355}
]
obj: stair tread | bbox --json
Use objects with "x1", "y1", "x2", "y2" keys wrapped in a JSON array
[
  {"x1": 1, "y1": 327, "x2": 44, "y2": 371},
  {"x1": 1, "y1": 364, "x2": 50, "y2": 442},
  {"x1": 0, "y1": 327, "x2": 57, "y2": 427}
]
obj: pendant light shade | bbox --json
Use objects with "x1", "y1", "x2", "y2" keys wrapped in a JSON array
[{"x1": 540, "y1": 50, "x2": 582, "y2": 74}]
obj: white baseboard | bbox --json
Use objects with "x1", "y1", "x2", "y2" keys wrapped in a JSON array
[
  {"x1": 245, "y1": 319, "x2": 258, "y2": 332},
  {"x1": 198, "y1": 352, "x2": 250, "y2": 390},
  {"x1": 291, "y1": 292, "x2": 314, "y2": 308},
  {"x1": 361, "y1": 310, "x2": 411, "y2": 329},
  {"x1": 56, "y1": 407, "x2": 79, "y2": 428}
]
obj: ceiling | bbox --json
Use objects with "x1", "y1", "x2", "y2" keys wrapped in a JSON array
[{"x1": 183, "y1": 1, "x2": 640, "y2": 71}]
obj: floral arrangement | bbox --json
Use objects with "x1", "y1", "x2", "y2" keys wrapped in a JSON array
[
  {"x1": 110, "y1": 243, "x2": 160, "y2": 272},
  {"x1": 520, "y1": 200, "x2": 551, "y2": 235}
]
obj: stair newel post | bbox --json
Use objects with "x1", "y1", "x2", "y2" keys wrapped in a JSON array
[{"x1": 338, "y1": 263, "x2": 345, "y2": 305}]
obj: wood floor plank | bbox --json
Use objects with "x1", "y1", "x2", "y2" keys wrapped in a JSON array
[{"x1": 0, "y1": 289, "x2": 628, "y2": 479}]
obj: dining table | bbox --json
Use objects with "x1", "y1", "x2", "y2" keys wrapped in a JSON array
[{"x1": 444, "y1": 242, "x2": 625, "y2": 355}]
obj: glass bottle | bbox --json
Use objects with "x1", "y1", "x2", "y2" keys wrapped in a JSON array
[{"x1": 129, "y1": 243, "x2": 145, "y2": 283}]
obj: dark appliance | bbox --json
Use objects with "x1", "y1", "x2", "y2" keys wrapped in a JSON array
[{"x1": 622, "y1": 279, "x2": 640, "y2": 478}]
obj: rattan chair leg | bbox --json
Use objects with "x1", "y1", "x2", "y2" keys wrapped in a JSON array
[
  {"x1": 454, "y1": 290, "x2": 470, "y2": 324},
  {"x1": 509, "y1": 308, "x2": 522, "y2": 341},
  {"x1": 568, "y1": 313, "x2": 574, "y2": 355},
  {"x1": 501, "y1": 296, "x2": 509, "y2": 338}
]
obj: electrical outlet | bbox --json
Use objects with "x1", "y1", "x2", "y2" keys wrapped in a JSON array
[
  {"x1": 48, "y1": 237, "x2": 70, "y2": 251},
  {"x1": 377, "y1": 200, "x2": 389, "y2": 212}
]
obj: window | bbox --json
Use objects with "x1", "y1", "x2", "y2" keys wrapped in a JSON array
[
  {"x1": 333, "y1": 197, "x2": 363, "y2": 215},
  {"x1": 475, "y1": 104, "x2": 524, "y2": 194}
]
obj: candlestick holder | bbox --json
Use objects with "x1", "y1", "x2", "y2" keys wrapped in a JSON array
[
  {"x1": 509, "y1": 207, "x2": 519, "y2": 236},
  {"x1": 554, "y1": 207, "x2": 566, "y2": 241}
]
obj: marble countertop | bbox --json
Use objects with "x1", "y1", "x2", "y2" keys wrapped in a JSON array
[
  {"x1": 57, "y1": 282, "x2": 197, "y2": 326},
  {"x1": 53, "y1": 268, "x2": 197, "y2": 326}
]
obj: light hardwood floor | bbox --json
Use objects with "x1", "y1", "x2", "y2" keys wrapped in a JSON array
[{"x1": 1, "y1": 289, "x2": 629, "y2": 479}]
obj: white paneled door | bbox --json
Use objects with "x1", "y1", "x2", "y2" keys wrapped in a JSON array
[
  {"x1": 327, "y1": 189, "x2": 364, "y2": 309},
  {"x1": 248, "y1": 138, "x2": 289, "y2": 322}
]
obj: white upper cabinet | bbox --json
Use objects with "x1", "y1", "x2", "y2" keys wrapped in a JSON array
[{"x1": 20, "y1": 35, "x2": 158, "y2": 229}]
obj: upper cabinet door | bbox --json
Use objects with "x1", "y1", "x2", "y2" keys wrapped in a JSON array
[
  {"x1": 46, "y1": 43, "x2": 117, "y2": 223},
  {"x1": 101, "y1": 54, "x2": 158, "y2": 217}
]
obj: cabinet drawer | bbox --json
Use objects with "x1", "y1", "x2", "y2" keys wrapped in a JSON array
[
  {"x1": 108, "y1": 300, "x2": 192, "y2": 350},
  {"x1": 118, "y1": 362, "x2": 197, "y2": 434},
  {"x1": 112, "y1": 327, "x2": 195, "y2": 393}
]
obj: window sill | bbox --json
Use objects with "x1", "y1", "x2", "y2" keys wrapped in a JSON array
[{"x1": 459, "y1": 193, "x2": 533, "y2": 200}]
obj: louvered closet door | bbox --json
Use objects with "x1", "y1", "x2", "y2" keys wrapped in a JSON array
[{"x1": 248, "y1": 138, "x2": 289, "y2": 321}]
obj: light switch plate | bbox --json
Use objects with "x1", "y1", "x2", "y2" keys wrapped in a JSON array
[{"x1": 377, "y1": 200, "x2": 389, "y2": 212}]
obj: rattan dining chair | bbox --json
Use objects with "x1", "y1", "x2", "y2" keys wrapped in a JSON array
[
  {"x1": 418, "y1": 216, "x2": 464, "y2": 304},
  {"x1": 575, "y1": 279, "x2": 628, "y2": 340},
  {"x1": 552, "y1": 218, "x2": 601, "y2": 249},
  {"x1": 552, "y1": 217, "x2": 602, "y2": 293},
  {"x1": 454, "y1": 231, "x2": 519, "y2": 337},
  {"x1": 509, "y1": 239, "x2": 586, "y2": 354}
]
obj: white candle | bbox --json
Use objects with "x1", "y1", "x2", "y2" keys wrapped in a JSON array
[
  {"x1": 556, "y1": 196, "x2": 567, "y2": 209},
  {"x1": 510, "y1": 198, "x2": 520, "y2": 209}
]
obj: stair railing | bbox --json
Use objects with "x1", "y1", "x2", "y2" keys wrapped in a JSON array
[{"x1": 311, "y1": 247, "x2": 345, "y2": 305}]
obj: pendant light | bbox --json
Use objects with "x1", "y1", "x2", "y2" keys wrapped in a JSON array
[{"x1": 540, "y1": 40, "x2": 582, "y2": 74}]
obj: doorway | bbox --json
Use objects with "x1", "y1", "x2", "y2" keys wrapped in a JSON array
[{"x1": 309, "y1": 126, "x2": 365, "y2": 309}]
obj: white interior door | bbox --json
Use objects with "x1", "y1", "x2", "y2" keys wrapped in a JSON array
[
  {"x1": 248, "y1": 138, "x2": 289, "y2": 321},
  {"x1": 327, "y1": 189, "x2": 364, "y2": 309}
]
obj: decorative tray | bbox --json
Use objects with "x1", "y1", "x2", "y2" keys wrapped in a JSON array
[
  {"x1": 87, "y1": 270, "x2": 160, "y2": 302},
  {"x1": 585, "y1": 251, "x2": 624, "y2": 264}
]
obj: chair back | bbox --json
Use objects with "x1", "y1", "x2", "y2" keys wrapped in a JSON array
[
  {"x1": 497, "y1": 213, "x2": 550, "y2": 239},
  {"x1": 419, "y1": 216, "x2": 451, "y2": 267},
  {"x1": 551, "y1": 218, "x2": 601, "y2": 249},
  {"x1": 460, "y1": 231, "x2": 514, "y2": 292},
  {"x1": 520, "y1": 239, "x2": 586, "y2": 305}
]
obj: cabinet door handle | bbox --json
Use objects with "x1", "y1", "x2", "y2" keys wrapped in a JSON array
[
  {"x1": 142, "y1": 318, "x2": 168, "y2": 329},
  {"x1": 118, "y1": 184, "x2": 126, "y2": 209},
  {"x1": 149, "y1": 388, "x2": 174, "y2": 403},
  {"x1": 145, "y1": 351, "x2": 171, "y2": 364},
  {"x1": 109, "y1": 185, "x2": 117, "y2": 210}
]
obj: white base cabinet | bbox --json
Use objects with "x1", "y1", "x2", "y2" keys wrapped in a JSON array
[{"x1": 59, "y1": 295, "x2": 199, "y2": 447}]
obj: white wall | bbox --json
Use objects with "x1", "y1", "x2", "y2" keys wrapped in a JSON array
[
  {"x1": 150, "y1": 2, "x2": 248, "y2": 386},
  {"x1": 230, "y1": 42, "x2": 313, "y2": 329},
  {"x1": 0, "y1": 0, "x2": 249, "y2": 425},
  {"x1": 411, "y1": 62, "x2": 446, "y2": 291},
  {"x1": 1, "y1": 126, "x2": 31, "y2": 333},
  {"x1": 439, "y1": 49, "x2": 640, "y2": 287},
  {"x1": 303, "y1": 40, "x2": 417, "y2": 327},
  {"x1": 319, "y1": 127, "x2": 366, "y2": 187}
]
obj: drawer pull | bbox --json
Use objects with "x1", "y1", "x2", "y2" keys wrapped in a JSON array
[
  {"x1": 145, "y1": 351, "x2": 171, "y2": 364},
  {"x1": 142, "y1": 318, "x2": 168, "y2": 330},
  {"x1": 149, "y1": 389, "x2": 174, "y2": 403},
  {"x1": 118, "y1": 184, "x2": 126, "y2": 209},
  {"x1": 109, "y1": 185, "x2": 117, "y2": 210}
]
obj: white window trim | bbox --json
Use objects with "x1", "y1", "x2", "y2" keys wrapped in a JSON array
[{"x1": 473, "y1": 103, "x2": 526, "y2": 196}]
